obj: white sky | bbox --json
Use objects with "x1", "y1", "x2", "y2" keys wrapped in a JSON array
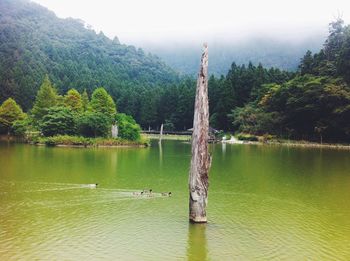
[{"x1": 31, "y1": 0, "x2": 350, "y2": 45}]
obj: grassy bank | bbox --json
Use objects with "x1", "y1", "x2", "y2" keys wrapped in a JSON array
[
  {"x1": 267, "y1": 139, "x2": 350, "y2": 150},
  {"x1": 144, "y1": 133, "x2": 191, "y2": 141},
  {"x1": 221, "y1": 133, "x2": 350, "y2": 150},
  {"x1": 26, "y1": 135, "x2": 149, "y2": 147}
]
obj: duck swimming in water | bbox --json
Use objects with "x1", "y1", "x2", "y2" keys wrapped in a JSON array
[
  {"x1": 88, "y1": 183, "x2": 98, "y2": 188},
  {"x1": 133, "y1": 191, "x2": 144, "y2": 196},
  {"x1": 145, "y1": 189, "x2": 154, "y2": 197},
  {"x1": 161, "y1": 192, "x2": 172, "y2": 197}
]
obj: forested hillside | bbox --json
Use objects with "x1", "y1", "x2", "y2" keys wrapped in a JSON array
[
  {"x1": 0, "y1": 0, "x2": 296, "y2": 131},
  {"x1": 0, "y1": 0, "x2": 178, "y2": 112},
  {"x1": 1, "y1": 0, "x2": 349, "y2": 142},
  {"x1": 227, "y1": 19, "x2": 350, "y2": 142}
]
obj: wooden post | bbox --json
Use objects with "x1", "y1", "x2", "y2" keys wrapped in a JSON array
[
  {"x1": 189, "y1": 43, "x2": 211, "y2": 223},
  {"x1": 159, "y1": 123, "x2": 164, "y2": 142}
]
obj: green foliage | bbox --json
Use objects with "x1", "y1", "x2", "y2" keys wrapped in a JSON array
[
  {"x1": 298, "y1": 19, "x2": 350, "y2": 83},
  {"x1": 231, "y1": 19, "x2": 350, "y2": 143},
  {"x1": 41, "y1": 135, "x2": 93, "y2": 146},
  {"x1": 64, "y1": 89, "x2": 83, "y2": 113},
  {"x1": 35, "y1": 135, "x2": 149, "y2": 147},
  {"x1": 236, "y1": 133, "x2": 259, "y2": 141},
  {"x1": 229, "y1": 104, "x2": 282, "y2": 135},
  {"x1": 208, "y1": 64, "x2": 293, "y2": 130},
  {"x1": 82, "y1": 89, "x2": 89, "y2": 111},
  {"x1": 256, "y1": 75, "x2": 350, "y2": 141},
  {"x1": 0, "y1": 98, "x2": 26, "y2": 133},
  {"x1": 299, "y1": 50, "x2": 314, "y2": 75},
  {"x1": 116, "y1": 113, "x2": 141, "y2": 141},
  {"x1": 1, "y1": 0, "x2": 349, "y2": 143},
  {"x1": 77, "y1": 111, "x2": 110, "y2": 137},
  {"x1": 90, "y1": 87, "x2": 116, "y2": 120},
  {"x1": 31, "y1": 75, "x2": 58, "y2": 122},
  {"x1": 163, "y1": 119, "x2": 175, "y2": 131},
  {"x1": 0, "y1": 0, "x2": 178, "y2": 111},
  {"x1": 11, "y1": 117, "x2": 32, "y2": 136},
  {"x1": 40, "y1": 106, "x2": 76, "y2": 136}
]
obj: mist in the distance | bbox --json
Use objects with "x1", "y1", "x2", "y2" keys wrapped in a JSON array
[{"x1": 31, "y1": 0, "x2": 349, "y2": 74}]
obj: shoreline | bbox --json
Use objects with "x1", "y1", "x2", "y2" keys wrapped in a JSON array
[
  {"x1": 267, "y1": 140, "x2": 350, "y2": 150},
  {"x1": 32, "y1": 143, "x2": 147, "y2": 148},
  {"x1": 0, "y1": 135, "x2": 149, "y2": 148},
  {"x1": 144, "y1": 133, "x2": 191, "y2": 141},
  {"x1": 223, "y1": 138, "x2": 350, "y2": 150}
]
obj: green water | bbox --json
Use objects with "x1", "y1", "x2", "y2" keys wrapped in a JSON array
[{"x1": 0, "y1": 140, "x2": 350, "y2": 260}]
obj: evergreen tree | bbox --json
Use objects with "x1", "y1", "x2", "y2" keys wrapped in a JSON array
[
  {"x1": 31, "y1": 75, "x2": 58, "y2": 122},
  {"x1": 40, "y1": 106, "x2": 76, "y2": 136},
  {"x1": 64, "y1": 89, "x2": 83, "y2": 113},
  {"x1": 90, "y1": 87, "x2": 117, "y2": 120},
  {"x1": 0, "y1": 98, "x2": 26, "y2": 133},
  {"x1": 299, "y1": 50, "x2": 314, "y2": 75}
]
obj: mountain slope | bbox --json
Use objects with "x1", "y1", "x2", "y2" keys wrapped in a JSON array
[{"x1": 0, "y1": 0, "x2": 178, "y2": 110}]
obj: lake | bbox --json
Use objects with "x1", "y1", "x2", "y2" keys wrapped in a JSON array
[{"x1": 1, "y1": 140, "x2": 350, "y2": 260}]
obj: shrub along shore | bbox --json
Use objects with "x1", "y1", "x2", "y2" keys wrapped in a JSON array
[
  {"x1": 0, "y1": 134, "x2": 149, "y2": 147},
  {"x1": 29, "y1": 135, "x2": 149, "y2": 147}
]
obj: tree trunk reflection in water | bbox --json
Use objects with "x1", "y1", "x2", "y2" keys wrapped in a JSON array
[{"x1": 187, "y1": 223, "x2": 208, "y2": 261}]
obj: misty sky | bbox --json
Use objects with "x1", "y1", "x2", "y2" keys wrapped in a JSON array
[{"x1": 31, "y1": 0, "x2": 350, "y2": 45}]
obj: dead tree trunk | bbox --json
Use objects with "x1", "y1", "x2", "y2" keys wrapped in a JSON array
[
  {"x1": 159, "y1": 123, "x2": 164, "y2": 142},
  {"x1": 189, "y1": 44, "x2": 211, "y2": 223}
]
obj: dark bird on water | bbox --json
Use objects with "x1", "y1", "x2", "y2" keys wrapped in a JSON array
[{"x1": 161, "y1": 192, "x2": 172, "y2": 197}]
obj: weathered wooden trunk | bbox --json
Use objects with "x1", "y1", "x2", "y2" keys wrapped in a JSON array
[
  {"x1": 111, "y1": 124, "x2": 118, "y2": 138},
  {"x1": 159, "y1": 123, "x2": 164, "y2": 142},
  {"x1": 189, "y1": 44, "x2": 211, "y2": 223}
]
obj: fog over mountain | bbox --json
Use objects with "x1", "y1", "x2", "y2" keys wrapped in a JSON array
[
  {"x1": 138, "y1": 34, "x2": 325, "y2": 75},
  {"x1": 31, "y1": 0, "x2": 347, "y2": 74}
]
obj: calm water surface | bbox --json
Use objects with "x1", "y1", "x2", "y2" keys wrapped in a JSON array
[{"x1": 0, "y1": 140, "x2": 350, "y2": 260}]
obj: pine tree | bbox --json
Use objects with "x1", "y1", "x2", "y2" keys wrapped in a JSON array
[
  {"x1": 64, "y1": 89, "x2": 83, "y2": 113},
  {"x1": 299, "y1": 50, "x2": 314, "y2": 75},
  {"x1": 90, "y1": 87, "x2": 116, "y2": 120},
  {"x1": 31, "y1": 75, "x2": 58, "y2": 122},
  {"x1": 0, "y1": 98, "x2": 26, "y2": 133}
]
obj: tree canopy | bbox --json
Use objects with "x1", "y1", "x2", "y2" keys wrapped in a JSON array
[
  {"x1": 90, "y1": 87, "x2": 116, "y2": 120},
  {"x1": 229, "y1": 19, "x2": 350, "y2": 142},
  {"x1": 0, "y1": 98, "x2": 26, "y2": 133},
  {"x1": 31, "y1": 75, "x2": 58, "y2": 121},
  {"x1": 40, "y1": 106, "x2": 76, "y2": 136},
  {"x1": 64, "y1": 89, "x2": 83, "y2": 113}
]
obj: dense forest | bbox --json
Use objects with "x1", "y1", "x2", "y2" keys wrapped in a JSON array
[
  {"x1": 0, "y1": 0, "x2": 178, "y2": 111},
  {"x1": 226, "y1": 19, "x2": 350, "y2": 142},
  {"x1": 0, "y1": 0, "x2": 350, "y2": 142}
]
